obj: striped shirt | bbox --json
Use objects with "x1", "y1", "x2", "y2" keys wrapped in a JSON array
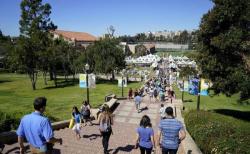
[{"x1": 159, "y1": 118, "x2": 184, "y2": 149}]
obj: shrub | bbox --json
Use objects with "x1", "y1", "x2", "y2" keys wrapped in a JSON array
[
  {"x1": 184, "y1": 110, "x2": 250, "y2": 154},
  {"x1": 0, "y1": 112, "x2": 13, "y2": 132},
  {"x1": 0, "y1": 110, "x2": 59, "y2": 133}
]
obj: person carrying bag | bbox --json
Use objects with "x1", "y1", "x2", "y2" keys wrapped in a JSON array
[{"x1": 98, "y1": 104, "x2": 113, "y2": 154}]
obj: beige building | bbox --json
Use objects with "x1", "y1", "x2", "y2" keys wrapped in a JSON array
[
  {"x1": 120, "y1": 42, "x2": 155, "y2": 54},
  {"x1": 52, "y1": 30, "x2": 97, "y2": 48}
]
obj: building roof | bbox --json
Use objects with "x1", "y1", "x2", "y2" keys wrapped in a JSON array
[{"x1": 52, "y1": 30, "x2": 97, "y2": 42}]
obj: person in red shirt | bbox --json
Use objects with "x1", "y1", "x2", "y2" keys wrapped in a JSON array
[{"x1": 128, "y1": 88, "x2": 133, "y2": 100}]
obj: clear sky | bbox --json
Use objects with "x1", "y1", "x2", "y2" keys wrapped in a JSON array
[{"x1": 0, "y1": 0, "x2": 214, "y2": 37}]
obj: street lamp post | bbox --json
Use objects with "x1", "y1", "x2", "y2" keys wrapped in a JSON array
[
  {"x1": 182, "y1": 79, "x2": 184, "y2": 102},
  {"x1": 197, "y1": 71, "x2": 202, "y2": 111},
  {"x1": 85, "y1": 63, "x2": 90, "y2": 103}
]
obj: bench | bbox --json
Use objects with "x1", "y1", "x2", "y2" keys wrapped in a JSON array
[
  {"x1": 105, "y1": 94, "x2": 116, "y2": 102},
  {"x1": 92, "y1": 96, "x2": 118, "y2": 120},
  {"x1": 105, "y1": 98, "x2": 117, "y2": 108}
]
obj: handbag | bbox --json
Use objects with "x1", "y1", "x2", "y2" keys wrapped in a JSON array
[{"x1": 69, "y1": 118, "x2": 74, "y2": 129}]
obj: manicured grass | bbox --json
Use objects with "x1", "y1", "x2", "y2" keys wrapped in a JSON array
[
  {"x1": 185, "y1": 110, "x2": 250, "y2": 154},
  {"x1": 0, "y1": 73, "x2": 142, "y2": 120},
  {"x1": 175, "y1": 84, "x2": 250, "y2": 153},
  {"x1": 164, "y1": 78, "x2": 250, "y2": 153},
  {"x1": 173, "y1": 84, "x2": 250, "y2": 112}
]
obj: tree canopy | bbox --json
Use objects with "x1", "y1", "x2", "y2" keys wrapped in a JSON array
[
  {"x1": 14, "y1": 0, "x2": 56, "y2": 90},
  {"x1": 85, "y1": 38, "x2": 126, "y2": 75},
  {"x1": 179, "y1": 66, "x2": 198, "y2": 79},
  {"x1": 196, "y1": 0, "x2": 250, "y2": 99},
  {"x1": 135, "y1": 44, "x2": 147, "y2": 57}
]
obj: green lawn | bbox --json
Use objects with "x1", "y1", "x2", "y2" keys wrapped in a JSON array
[
  {"x1": 172, "y1": 84, "x2": 250, "y2": 112},
  {"x1": 0, "y1": 73, "x2": 142, "y2": 120},
  {"x1": 174, "y1": 84, "x2": 250, "y2": 153}
]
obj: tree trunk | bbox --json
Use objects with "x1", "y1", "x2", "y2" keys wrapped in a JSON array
[
  {"x1": 53, "y1": 66, "x2": 57, "y2": 87},
  {"x1": 28, "y1": 70, "x2": 37, "y2": 90},
  {"x1": 182, "y1": 79, "x2": 184, "y2": 102},
  {"x1": 111, "y1": 71, "x2": 115, "y2": 81},
  {"x1": 49, "y1": 68, "x2": 54, "y2": 80},
  {"x1": 73, "y1": 70, "x2": 76, "y2": 82},
  {"x1": 43, "y1": 71, "x2": 47, "y2": 85},
  {"x1": 63, "y1": 63, "x2": 68, "y2": 82}
]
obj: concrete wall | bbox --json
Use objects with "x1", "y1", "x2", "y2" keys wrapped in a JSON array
[{"x1": 155, "y1": 42, "x2": 189, "y2": 50}]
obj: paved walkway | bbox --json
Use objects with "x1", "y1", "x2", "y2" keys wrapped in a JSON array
[{"x1": 3, "y1": 96, "x2": 186, "y2": 154}]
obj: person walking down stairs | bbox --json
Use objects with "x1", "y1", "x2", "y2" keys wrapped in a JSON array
[
  {"x1": 98, "y1": 104, "x2": 114, "y2": 154},
  {"x1": 16, "y1": 97, "x2": 62, "y2": 154},
  {"x1": 157, "y1": 107, "x2": 186, "y2": 154}
]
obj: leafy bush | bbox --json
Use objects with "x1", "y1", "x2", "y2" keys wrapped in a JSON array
[
  {"x1": 0, "y1": 110, "x2": 59, "y2": 133},
  {"x1": 184, "y1": 110, "x2": 250, "y2": 154},
  {"x1": 0, "y1": 111, "x2": 23, "y2": 133}
]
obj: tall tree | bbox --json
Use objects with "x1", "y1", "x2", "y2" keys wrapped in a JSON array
[
  {"x1": 18, "y1": 0, "x2": 56, "y2": 90},
  {"x1": 179, "y1": 30, "x2": 189, "y2": 44},
  {"x1": 124, "y1": 45, "x2": 132, "y2": 56},
  {"x1": 196, "y1": 0, "x2": 250, "y2": 100},
  {"x1": 147, "y1": 32, "x2": 155, "y2": 41},
  {"x1": 0, "y1": 31, "x2": 13, "y2": 70},
  {"x1": 179, "y1": 66, "x2": 198, "y2": 102},
  {"x1": 107, "y1": 25, "x2": 115, "y2": 37},
  {"x1": 135, "y1": 33, "x2": 147, "y2": 42},
  {"x1": 47, "y1": 37, "x2": 71, "y2": 87},
  {"x1": 86, "y1": 38, "x2": 126, "y2": 80},
  {"x1": 135, "y1": 44, "x2": 147, "y2": 57}
]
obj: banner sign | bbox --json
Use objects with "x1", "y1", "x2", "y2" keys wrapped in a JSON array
[
  {"x1": 88, "y1": 74, "x2": 96, "y2": 88},
  {"x1": 184, "y1": 81, "x2": 189, "y2": 92},
  {"x1": 178, "y1": 80, "x2": 190, "y2": 92},
  {"x1": 79, "y1": 74, "x2": 87, "y2": 88},
  {"x1": 79, "y1": 74, "x2": 96, "y2": 88},
  {"x1": 188, "y1": 78, "x2": 199, "y2": 95},
  {"x1": 200, "y1": 78, "x2": 209, "y2": 96},
  {"x1": 118, "y1": 78, "x2": 127, "y2": 87}
]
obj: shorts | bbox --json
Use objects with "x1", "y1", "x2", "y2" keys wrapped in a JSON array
[
  {"x1": 83, "y1": 114, "x2": 90, "y2": 119},
  {"x1": 30, "y1": 143, "x2": 53, "y2": 154},
  {"x1": 72, "y1": 123, "x2": 81, "y2": 134}
]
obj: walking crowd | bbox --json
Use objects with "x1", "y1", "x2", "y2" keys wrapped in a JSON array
[{"x1": 15, "y1": 76, "x2": 185, "y2": 154}]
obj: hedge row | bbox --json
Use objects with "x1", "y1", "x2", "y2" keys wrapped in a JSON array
[
  {"x1": 0, "y1": 110, "x2": 59, "y2": 133},
  {"x1": 0, "y1": 111, "x2": 23, "y2": 133},
  {"x1": 184, "y1": 110, "x2": 250, "y2": 154}
]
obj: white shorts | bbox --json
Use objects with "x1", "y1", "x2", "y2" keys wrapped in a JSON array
[{"x1": 72, "y1": 123, "x2": 81, "y2": 133}]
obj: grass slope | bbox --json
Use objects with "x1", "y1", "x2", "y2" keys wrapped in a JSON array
[
  {"x1": 173, "y1": 84, "x2": 250, "y2": 112},
  {"x1": 0, "y1": 73, "x2": 142, "y2": 120},
  {"x1": 173, "y1": 84, "x2": 250, "y2": 153}
]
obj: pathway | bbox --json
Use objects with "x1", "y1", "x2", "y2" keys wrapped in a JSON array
[{"x1": 3, "y1": 96, "x2": 187, "y2": 154}]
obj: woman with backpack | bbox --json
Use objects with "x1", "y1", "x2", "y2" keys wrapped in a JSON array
[
  {"x1": 98, "y1": 104, "x2": 113, "y2": 154},
  {"x1": 81, "y1": 100, "x2": 92, "y2": 126}
]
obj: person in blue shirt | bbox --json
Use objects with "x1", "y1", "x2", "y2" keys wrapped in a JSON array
[
  {"x1": 134, "y1": 115, "x2": 155, "y2": 154},
  {"x1": 72, "y1": 106, "x2": 82, "y2": 139},
  {"x1": 16, "y1": 97, "x2": 62, "y2": 154},
  {"x1": 134, "y1": 92, "x2": 142, "y2": 113},
  {"x1": 157, "y1": 107, "x2": 186, "y2": 154}
]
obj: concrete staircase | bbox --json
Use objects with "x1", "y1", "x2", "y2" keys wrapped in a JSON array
[{"x1": 2, "y1": 96, "x2": 201, "y2": 154}]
